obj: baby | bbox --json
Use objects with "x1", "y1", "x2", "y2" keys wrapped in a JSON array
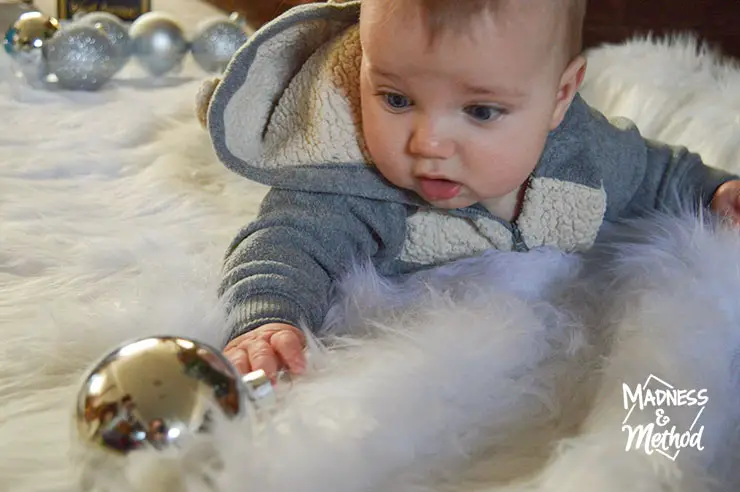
[{"x1": 200, "y1": 0, "x2": 740, "y2": 377}]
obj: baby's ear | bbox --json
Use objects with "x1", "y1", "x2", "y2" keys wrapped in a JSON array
[
  {"x1": 550, "y1": 55, "x2": 587, "y2": 130},
  {"x1": 195, "y1": 77, "x2": 221, "y2": 129}
]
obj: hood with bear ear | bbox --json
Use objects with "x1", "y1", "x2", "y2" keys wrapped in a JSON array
[{"x1": 205, "y1": 0, "x2": 423, "y2": 205}]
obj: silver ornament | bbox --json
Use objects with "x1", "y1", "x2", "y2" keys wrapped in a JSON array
[
  {"x1": 75, "y1": 336, "x2": 277, "y2": 455},
  {"x1": 79, "y1": 11, "x2": 131, "y2": 73},
  {"x1": 190, "y1": 17, "x2": 248, "y2": 73},
  {"x1": 44, "y1": 24, "x2": 118, "y2": 91},
  {"x1": 3, "y1": 11, "x2": 60, "y2": 81},
  {"x1": 129, "y1": 12, "x2": 188, "y2": 77},
  {"x1": 2, "y1": 10, "x2": 59, "y2": 55}
]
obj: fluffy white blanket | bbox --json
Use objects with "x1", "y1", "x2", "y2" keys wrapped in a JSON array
[{"x1": 2, "y1": 3, "x2": 740, "y2": 488}]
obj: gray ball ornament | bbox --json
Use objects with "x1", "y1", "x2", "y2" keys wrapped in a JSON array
[
  {"x1": 190, "y1": 17, "x2": 248, "y2": 73},
  {"x1": 79, "y1": 11, "x2": 132, "y2": 73},
  {"x1": 44, "y1": 24, "x2": 118, "y2": 91},
  {"x1": 129, "y1": 12, "x2": 189, "y2": 77}
]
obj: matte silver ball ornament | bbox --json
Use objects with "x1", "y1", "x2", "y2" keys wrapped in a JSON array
[
  {"x1": 129, "y1": 12, "x2": 188, "y2": 77},
  {"x1": 75, "y1": 336, "x2": 277, "y2": 455},
  {"x1": 79, "y1": 11, "x2": 132, "y2": 73},
  {"x1": 3, "y1": 11, "x2": 60, "y2": 80},
  {"x1": 44, "y1": 24, "x2": 118, "y2": 91},
  {"x1": 190, "y1": 17, "x2": 248, "y2": 73}
]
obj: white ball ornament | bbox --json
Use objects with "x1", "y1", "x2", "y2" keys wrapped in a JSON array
[{"x1": 129, "y1": 12, "x2": 188, "y2": 77}]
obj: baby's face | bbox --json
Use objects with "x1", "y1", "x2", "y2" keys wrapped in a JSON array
[{"x1": 359, "y1": 0, "x2": 579, "y2": 212}]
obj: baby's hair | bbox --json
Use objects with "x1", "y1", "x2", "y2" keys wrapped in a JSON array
[{"x1": 418, "y1": 0, "x2": 588, "y2": 60}]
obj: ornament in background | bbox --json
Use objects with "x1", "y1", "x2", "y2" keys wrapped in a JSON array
[
  {"x1": 44, "y1": 24, "x2": 118, "y2": 90},
  {"x1": 129, "y1": 11, "x2": 188, "y2": 77},
  {"x1": 190, "y1": 17, "x2": 248, "y2": 73},
  {"x1": 79, "y1": 11, "x2": 131, "y2": 73},
  {"x1": 75, "y1": 336, "x2": 278, "y2": 455},
  {"x1": 3, "y1": 10, "x2": 60, "y2": 80},
  {"x1": 4, "y1": 10, "x2": 251, "y2": 91}
]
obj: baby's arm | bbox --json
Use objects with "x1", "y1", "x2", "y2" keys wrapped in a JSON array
[
  {"x1": 219, "y1": 188, "x2": 407, "y2": 345},
  {"x1": 622, "y1": 138, "x2": 739, "y2": 217},
  {"x1": 613, "y1": 125, "x2": 737, "y2": 217}
]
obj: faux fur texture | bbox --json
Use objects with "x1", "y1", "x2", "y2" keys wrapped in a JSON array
[{"x1": 2, "y1": 2, "x2": 740, "y2": 489}]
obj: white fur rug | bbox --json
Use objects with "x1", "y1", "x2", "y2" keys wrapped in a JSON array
[{"x1": 2, "y1": 4, "x2": 740, "y2": 489}]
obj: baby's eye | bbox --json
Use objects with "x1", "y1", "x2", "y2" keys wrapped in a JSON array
[
  {"x1": 383, "y1": 93, "x2": 412, "y2": 110},
  {"x1": 464, "y1": 105, "x2": 503, "y2": 122}
]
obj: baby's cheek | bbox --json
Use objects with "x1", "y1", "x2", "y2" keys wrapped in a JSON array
[
  {"x1": 363, "y1": 117, "x2": 409, "y2": 183},
  {"x1": 374, "y1": 154, "x2": 411, "y2": 189},
  {"x1": 470, "y1": 146, "x2": 531, "y2": 196},
  {"x1": 359, "y1": 103, "x2": 385, "y2": 157}
]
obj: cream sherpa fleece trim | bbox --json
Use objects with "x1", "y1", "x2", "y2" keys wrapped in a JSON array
[
  {"x1": 264, "y1": 26, "x2": 369, "y2": 169},
  {"x1": 217, "y1": 22, "x2": 368, "y2": 171},
  {"x1": 399, "y1": 176, "x2": 605, "y2": 264},
  {"x1": 400, "y1": 210, "x2": 513, "y2": 265},
  {"x1": 518, "y1": 178, "x2": 607, "y2": 252}
]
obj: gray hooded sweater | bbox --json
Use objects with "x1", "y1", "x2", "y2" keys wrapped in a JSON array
[{"x1": 205, "y1": 1, "x2": 738, "y2": 338}]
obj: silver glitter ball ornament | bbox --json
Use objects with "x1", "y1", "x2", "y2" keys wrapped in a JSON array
[
  {"x1": 3, "y1": 11, "x2": 60, "y2": 81},
  {"x1": 44, "y1": 24, "x2": 118, "y2": 90},
  {"x1": 75, "y1": 336, "x2": 277, "y2": 455},
  {"x1": 190, "y1": 17, "x2": 248, "y2": 73},
  {"x1": 79, "y1": 11, "x2": 132, "y2": 73},
  {"x1": 129, "y1": 12, "x2": 188, "y2": 77}
]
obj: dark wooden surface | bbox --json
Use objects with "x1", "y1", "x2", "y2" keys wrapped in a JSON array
[
  {"x1": 583, "y1": 0, "x2": 740, "y2": 58},
  {"x1": 206, "y1": 0, "x2": 740, "y2": 59}
]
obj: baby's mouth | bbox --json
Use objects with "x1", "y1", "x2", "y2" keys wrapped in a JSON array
[{"x1": 417, "y1": 178, "x2": 462, "y2": 201}]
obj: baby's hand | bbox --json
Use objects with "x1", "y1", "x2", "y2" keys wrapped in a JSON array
[
  {"x1": 711, "y1": 180, "x2": 740, "y2": 226},
  {"x1": 223, "y1": 323, "x2": 306, "y2": 378}
]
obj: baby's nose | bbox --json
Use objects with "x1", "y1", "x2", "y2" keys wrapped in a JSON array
[{"x1": 408, "y1": 118, "x2": 454, "y2": 159}]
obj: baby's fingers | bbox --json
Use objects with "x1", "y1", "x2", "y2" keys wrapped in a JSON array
[
  {"x1": 224, "y1": 347, "x2": 251, "y2": 374},
  {"x1": 271, "y1": 330, "x2": 306, "y2": 375},
  {"x1": 247, "y1": 338, "x2": 280, "y2": 379}
]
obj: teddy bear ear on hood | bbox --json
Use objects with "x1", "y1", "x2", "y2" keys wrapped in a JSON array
[
  {"x1": 196, "y1": 77, "x2": 220, "y2": 129},
  {"x1": 205, "y1": 1, "x2": 362, "y2": 187}
]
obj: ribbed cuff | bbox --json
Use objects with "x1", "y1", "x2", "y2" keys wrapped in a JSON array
[{"x1": 228, "y1": 294, "x2": 307, "y2": 340}]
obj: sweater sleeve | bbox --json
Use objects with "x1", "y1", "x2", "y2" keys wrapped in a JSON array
[
  {"x1": 623, "y1": 137, "x2": 739, "y2": 217},
  {"x1": 547, "y1": 98, "x2": 739, "y2": 221},
  {"x1": 218, "y1": 188, "x2": 408, "y2": 341}
]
